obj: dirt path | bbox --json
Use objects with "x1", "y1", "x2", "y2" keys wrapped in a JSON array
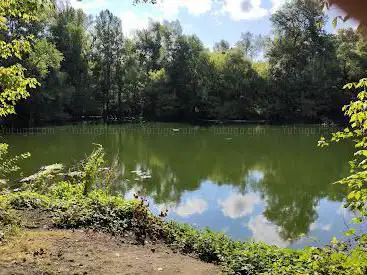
[{"x1": 0, "y1": 230, "x2": 221, "y2": 275}]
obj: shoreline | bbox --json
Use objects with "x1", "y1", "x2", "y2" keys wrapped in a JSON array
[{"x1": 1, "y1": 184, "x2": 367, "y2": 274}]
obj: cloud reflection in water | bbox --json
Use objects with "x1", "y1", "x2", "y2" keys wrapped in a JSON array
[{"x1": 218, "y1": 193, "x2": 261, "y2": 219}]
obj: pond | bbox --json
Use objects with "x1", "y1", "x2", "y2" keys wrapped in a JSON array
[{"x1": 2, "y1": 123, "x2": 357, "y2": 248}]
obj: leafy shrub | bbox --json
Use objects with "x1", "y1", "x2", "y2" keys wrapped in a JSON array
[
  {"x1": 6, "y1": 192, "x2": 50, "y2": 210},
  {"x1": 20, "y1": 164, "x2": 64, "y2": 192},
  {"x1": 71, "y1": 144, "x2": 122, "y2": 195},
  {"x1": 0, "y1": 194, "x2": 21, "y2": 241},
  {"x1": 50, "y1": 181, "x2": 84, "y2": 201},
  {"x1": 80, "y1": 144, "x2": 105, "y2": 195},
  {"x1": 319, "y1": 78, "x2": 367, "y2": 247},
  {"x1": 0, "y1": 143, "x2": 30, "y2": 184},
  {"x1": 16, "y1": 144, "x2": 122, "y2": 195}
]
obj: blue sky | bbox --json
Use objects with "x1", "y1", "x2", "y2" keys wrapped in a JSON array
[{"x1": 70, "y1": 0, "x2": 357, "y2": 50}]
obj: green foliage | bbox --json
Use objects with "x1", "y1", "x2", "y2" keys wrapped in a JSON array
[
  {"x1": 5, "y1": 0, "x2": 367, "y2": 125},
  {"x1": 0, "y1": 193, "x2": 20, "y2": 240},
  {"x1": 53, "y1": 189, "x2": 137, "y2": 232},
  {"x1": 0, "y1": 0, "x2": 54, "y2": 117},
  {"x1": 92, "y1": 9, "x2": 124, "y2": 118},
  {"x1": 20, "y1": 163, "x2": 64, "y2": 192},
  {"x1": 0, "y1": 65, "x2": 39, "y2": 117},
  {"x1": 164, "y1": 221, "x2": 365, "y2": 274},
  {"x1": 50, "y1": 181, "x2": 84, "y2": 201},
  {"x1": 0, "y1": 0, "x2": 55, "y2": 195},
  {"x1": 16, "y1": 144, "x2": 120, "y2": 195},
  {"x1": 148, "y1": 68, "x2": 166, "y2": 82},
  {"x1": 80, "y1": 144, "x2": 105, "y2": 195},
  {"x1": 0, "y1": 143, "x2": 30, "y2": 182},
  {"x1": 213, "y1": 40, "x2": 230, "y2": 53},
  {"x1": 46, "y1": 7, "x2": 93, "y2": 119},
  {"x1": 235, "y1": 32, "x2": 267, "y2": 59},
  {"x1": 204, "y1": 48, "x2": 265, "y2": 120},
  {"x1": 320, "y1": 78, "x2": 367, "y2": 222},
  {"x1": 5, "y1": 192, "x2": 51, "y2": 210},
  {"x1": 0, "y1": 184, "x2": 152, "y2": 241},
  {"x1": 267, "y1": 0, "x2": 344, "y2": 122},
  {"x1": 0, "y1": 0, "x2": 64, "y2": 126},
  {"x1": 27, "y1": 39, "x2": 63, "y2": 78},
  {"x1": 252, "y1": 62, "x2": 269, "y2": 79},
  {"x1": 335, "y1": 28, "x2": 367, "y2": 83}
]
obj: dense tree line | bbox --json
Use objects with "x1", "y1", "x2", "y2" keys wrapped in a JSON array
[{"x1": 4, "y1": 0, "x2": 367, "y2": 125}]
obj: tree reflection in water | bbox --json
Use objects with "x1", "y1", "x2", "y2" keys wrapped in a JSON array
[{"x1": 5, "y1": 124, "x2": 352, "y2": 247}]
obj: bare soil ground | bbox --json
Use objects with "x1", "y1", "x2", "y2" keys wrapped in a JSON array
[{"x1": 0, "y1": 229, "x2": 221, "y2": 275}]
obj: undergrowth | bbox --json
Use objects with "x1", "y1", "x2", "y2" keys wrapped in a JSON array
[{"x1": 1, "y1": 182, "x2": 367, "y2": 275}]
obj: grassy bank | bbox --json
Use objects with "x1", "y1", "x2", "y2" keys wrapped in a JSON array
[{"x1": 1, "y1": 181, "x2": 367, "y2": 275}]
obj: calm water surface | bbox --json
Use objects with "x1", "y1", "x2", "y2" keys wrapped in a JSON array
[{"x1": 2, "y1": 123, "x2": 357, "y2": 248}]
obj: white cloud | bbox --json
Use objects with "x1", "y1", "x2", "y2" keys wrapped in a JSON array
[
  {"x1": 219, "y1": 0, "x2": 288, "y2": 21},
  {"x1": 247, "y1": 215, "x2": 289, "y2": 248},
  {"x1": 221, "y1": 0, "x2": 268, "y2": 20},
  {"x1": 120, "y1": 10, "x2": 198, "y2": 38},
  {"x1": 321, "y1": 224, "x2": 332, "y2": 231},
  {"x1": 70, "y1": 0, "x2": 286, "y2": 26},
  {"x1": 218, "y1": 193, "x2": 261, "y2": 219},
  {"x1": 69, "y1": 0, "x2": 106, "y2": 12},
  {"x1": 270, "y1": 0, "x2": 287, "y2": 14},
  {"x1": 157, "y1": 0, "x2": 213, "y2": 18},
  {"x1": 175, "y1": 198, "x2": 208, "y2": 217},
  {"x1": 310, "y1": 222, "x2": 332, "y2": 232},
  {"x1": 70, "y1": 0, "x2": 212, "y2": 25},
  {"x1": 120, "y1": 11, "x2": 161, "y2": 37},
  {"x1": 155, "y1": 202, "x2": 177, "y2": 213}
]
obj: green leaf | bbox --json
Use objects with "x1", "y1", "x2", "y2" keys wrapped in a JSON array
[
  {"x1": 332, "y1": 17, "x2": 338, "y2": 28},
  {"x1": 351, "y1": 217, "x2": 363, "y2": 224},
  {"x1": 345, "y1": 229, "x2": 355, "y2": 236}
]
